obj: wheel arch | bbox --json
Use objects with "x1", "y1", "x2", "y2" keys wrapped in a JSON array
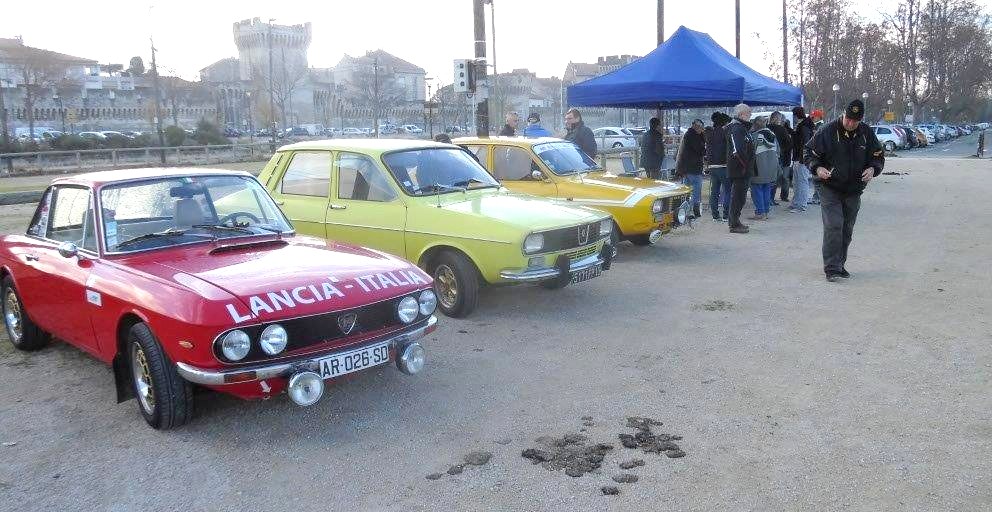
[
  {"x1": 416, "y1": 243, "x2": 486, "y2": 284},
  {"x1": 111, "y1": 311, "x2": 149, "y2": 404}
]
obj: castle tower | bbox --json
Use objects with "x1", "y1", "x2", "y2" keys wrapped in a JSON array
[{"x1": 233, "y1": 18, "x2": 311, "y2": 82}]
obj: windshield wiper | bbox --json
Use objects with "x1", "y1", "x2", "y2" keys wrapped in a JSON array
[
  {"x1": 413, "y1": 183, "x2": 465, "y2": 194},
  {"x1": 451, "y1": 177, "x2": 497, "y2": 189},
  {"x1": 115, "y1": 229, "x2": 210, "y2": 249},
  {"x1": 191, "y1": 223, "x2": 255, "y2": 234}
]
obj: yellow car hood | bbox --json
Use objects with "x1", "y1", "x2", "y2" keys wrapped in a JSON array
[
  {"x1": 555, "y1": 172, "x2": 690, "y2": 205},
  {"x1": 424, "y1": 189, "x2": 607, "y2": 231}
]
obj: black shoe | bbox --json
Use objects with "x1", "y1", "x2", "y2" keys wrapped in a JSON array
[
  {"x1": 730, "y1": 225, "x2": 749, "y2": 234},
  {"x1": 825, "y1": 273, "x2": 841, "y2": 282},
  {"x1": 838, "y1": 269, "x2": 851, "y2": 278}
]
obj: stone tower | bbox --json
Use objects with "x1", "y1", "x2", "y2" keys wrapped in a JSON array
[{"x1": 233, "y1": 18, "x2": 311, "y2": 82}]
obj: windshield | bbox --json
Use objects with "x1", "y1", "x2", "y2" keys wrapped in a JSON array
[
  {"x1": 382, "y1": 148, "x2": 500, "y2": 196},
  {"x1": 534, "y1": 142, "x2": 601, "y2": 175},
  {"x1": 99, "y1": 175, "x2": 292, "y2": 253}
]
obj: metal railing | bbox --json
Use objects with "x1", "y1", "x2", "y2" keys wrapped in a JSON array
[{"x1": 0, "y1": 142, "x2": 276, "y2": 176}]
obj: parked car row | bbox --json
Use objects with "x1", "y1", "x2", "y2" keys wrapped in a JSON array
[
  {"x1": 872, "y1": 122, "x2": 984, "y2": 152},
  {"x1": 0, "y1": 136, "x2": 691, "y2": 429}
]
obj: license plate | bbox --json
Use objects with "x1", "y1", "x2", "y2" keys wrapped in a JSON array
[
  {"x1": 569, "y1": 265, "x2": 602, "y2": 284},
  {"x1": 315, "y1": 341, "x2": 390, "y2": 379}
]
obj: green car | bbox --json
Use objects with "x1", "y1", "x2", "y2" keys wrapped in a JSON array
[{"x1": 257, "y1": 139, "x2": 614, "y2": 317}]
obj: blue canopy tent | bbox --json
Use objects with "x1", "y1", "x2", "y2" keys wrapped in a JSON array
[{"x1": 567, "y1": 26, "x2": 802, "y2": 109}]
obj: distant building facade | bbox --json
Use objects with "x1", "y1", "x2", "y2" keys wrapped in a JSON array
[{"x1": 562, "y1": 55, "x2": 643, "y2": 128}]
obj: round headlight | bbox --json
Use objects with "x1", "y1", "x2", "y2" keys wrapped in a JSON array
[
  {"x1": 397, "y1": 296, "x2": 419, "y2": 323},
  {"x1": 677, "y1": 201, "x2": 690, "y2": 224},
  {"x1": 418, "y1": 289, "x2": 437, "y2": 316},
  {"x1": 259, "y1": 324, "x2": 288, "y2": 355},
  {"x1": 651, "y1": 198, "x2": 664, "y2": 214},
  {"x1": 220, "y1": 329, "x2": 251, "y2": 361},
  {"x1": 599, "y1": 218, "x2": 612, "y2": 236},
  {"x1": 523, "y1": 233, "x2": 544, "y2": 254}
]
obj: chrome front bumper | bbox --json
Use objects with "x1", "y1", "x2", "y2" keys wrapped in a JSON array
[
  {"x1": 175, "y1": 316, "x2": 437, "y2": 386},
  {"x1": 499, "y1": 251, "x2": 606, "y2": 282}
]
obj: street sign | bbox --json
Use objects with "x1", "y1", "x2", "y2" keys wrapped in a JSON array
[{"x1": 884, "y1": 111, "x2": 895, "y2": 122}]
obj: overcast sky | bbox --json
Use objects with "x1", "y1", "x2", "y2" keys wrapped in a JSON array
[{"x1": 3, "y1": 0, "x2": 991, "y2": 86}]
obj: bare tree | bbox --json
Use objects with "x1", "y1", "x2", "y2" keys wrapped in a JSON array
[
  {"x1": 1, "y1": 45, "x2": 72, "y2": 137},
  {"x1": 252, "y1": 51, "x2": 308, "y2": 129},
  {"x1": 346, "y1": 58, "x2": 406, "y2": 134}
]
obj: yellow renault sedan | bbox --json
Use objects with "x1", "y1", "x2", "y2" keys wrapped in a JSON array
[
  {"x1": 455, "y1": 137, "x2": 692, "y2": 246},
  {"x1": 256, "y1": 139, "x2": 614, "y2": 318}
]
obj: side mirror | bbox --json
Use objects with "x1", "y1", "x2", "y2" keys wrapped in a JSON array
[
  {"x1": 57, "y1": 242, "x2": 79, "y2": 259},
  {"x1": 531, "y1": 170, "x2": 544, "y2": 181}
]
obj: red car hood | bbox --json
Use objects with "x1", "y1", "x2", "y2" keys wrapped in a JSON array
[{"x1": 117, "y1": 236, "x2": 431, "y2": 325}]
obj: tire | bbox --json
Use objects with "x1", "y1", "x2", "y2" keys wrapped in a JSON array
[
  {"x1": 611, "y1": 142, "x2": 623, "y2": 148},
  {"x1": 430, "y1": 251, "x2": 480, "y2": 318},
  {"x1": 884, "y1": 141, "x2": 896, "y2": 152},
  {"x1": 2, "y1": 276, "x2": 48, "y2": 351},
  {"x1": 127, "y1": 322, "x2": 193, "y2": 430},
  {"x1": 629, "y1": 234, "x2": 654, "y2": 246}
]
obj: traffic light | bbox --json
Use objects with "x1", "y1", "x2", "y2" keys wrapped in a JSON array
[{"x1": 453, "y1": 59, "x2": 475, "y2": 93}]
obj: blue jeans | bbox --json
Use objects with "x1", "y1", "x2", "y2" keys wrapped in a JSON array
[
  {"x1": 750, "y1": 183, "x2": 772, "y2": 214},
  {"x1": 682, "y1": 173, "x2": 703, "y2": 208},
  {"x1": 790, "y1": 162, "x2": 811, "y2": 209},
  {"x1": 708, "y1": 166, "x2": 731, "y2": 218}
]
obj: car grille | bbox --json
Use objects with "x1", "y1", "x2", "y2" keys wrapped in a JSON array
[
  {"x1": 665, "y1": 195, "x2": 688, "y2": 212},
  {"x1": 566, "y1": 244, "x2": 599, "y2": 260},
  {"x1": 540, "y1": 221, "x2": 603, "y2": 253},
  {"x1": 213, "y1": 294, "x2": 428, "y2": 364}
]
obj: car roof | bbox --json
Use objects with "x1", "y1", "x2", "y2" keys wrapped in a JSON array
[
  {"x1": 277, "y1": 138, "x2": 451, "y2": 153},
  {"x1": 452, "y1": 136, "x2": 564, "y2": 146},
  {"x1": 51, "y1": 167, "x2": 251, "y2": 188}
]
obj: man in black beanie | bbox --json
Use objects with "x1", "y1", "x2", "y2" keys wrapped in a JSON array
[{"x1": 804, "y1": 99, "x2": 885, "y2": 282}]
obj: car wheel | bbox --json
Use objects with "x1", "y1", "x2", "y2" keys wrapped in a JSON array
[
  {"x1": 430, "y1": 251, "x2": 479, "y2": 318},
  {"x1": 128, "y1": 322, "x2": 193, "y2": 430},
  {"x1": 612, "y1": 142, "x2": 623, "y2": 148},
  {"x1": 629, "y1": 234, "x2": 654, "y2": 246},
  {"x1": 2, "y1": 276, "x2": 48, "y2": 351},
  {"x1": 884, "y1": 141, "x2": 896, "y2": 152}
]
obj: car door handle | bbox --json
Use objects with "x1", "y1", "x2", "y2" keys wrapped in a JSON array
[
  {"x1": 24, "y1": 254, "x2": 39, "y2": 262},
  {"x1": 328, "y1": 204, "x2": 347, "y2": 210}
]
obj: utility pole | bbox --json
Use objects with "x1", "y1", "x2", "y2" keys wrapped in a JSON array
[
  {"x1": 782, "y1": 0, "x2": 789, "y2": 83},
  {"x1": 473, "y1": 0, "x2": 489, "y2": 137},
  {"x1": 735, "y1": 0, "x2": 741, "y2": 59},
  {"x1": 268, "y1": 19, "x2": 276, "y2": 144},
  {"x1": 0, "y1": 79, "x2": 11, "y2": 173},
  {"x1": 149, "y1": 36, "x2": 166, "y2": 164},
  {"x1": 657, "y1": 0, "x2": 665, "y2": 46},
  {"x1": 487, "y1": 0, "x2": 499, "y2": 122}
]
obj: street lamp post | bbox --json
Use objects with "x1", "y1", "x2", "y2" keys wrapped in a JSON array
[
  {"x1": 246, "y1": 91, "x2": 253, "y2": 142},
  {"x1": 832, "y1": 84, "x2": 840, "y2": 119},
  {"x1": 862, "y1": 92, "x2": 869, "y2": 121},
  {"x1": 53, "y1": 92, "x2": 66, "y2": 133},
  {"x1": 886, "y1": 99, "x2": 893, "y2": 124}
]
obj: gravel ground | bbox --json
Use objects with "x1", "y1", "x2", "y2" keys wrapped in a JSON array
[{"x1": 0, "y1": 157, "x2": 989, "y2": 511}]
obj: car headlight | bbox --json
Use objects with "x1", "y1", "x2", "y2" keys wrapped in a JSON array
[
  {"x1": 599, "y1": 218, "x2": 612, "y2": 236},
  {"x1": 523, "y1": 233, "x2": 545, "y2": 254},
  {"x1": 651, "y1": 198, "x2": 664, "y2": 214},
  {"x1": 220, "y1": 329, "x2": 251, "y2": 361},
  {"x1": 398, "y1": 296, "x2": 419, "y2": 323},
  {"x1": 259, "y1": 324, "x2": 288, "y2": 355},
  {"x1": 418, "y1": 289, "x2": 437, "y2": 316}
]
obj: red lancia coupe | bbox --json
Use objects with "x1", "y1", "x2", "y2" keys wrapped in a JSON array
[{"x1": 0, "y1": 168, "x2": 437, "y2": 429}]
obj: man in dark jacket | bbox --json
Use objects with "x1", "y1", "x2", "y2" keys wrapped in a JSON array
[
  {"x1": 675, "y1": 119, "x2": 706, "y2": 218},
  {"x1": 768, "y1": 111, "x2": 793, "y2": 204},
  {"x1": 499, "y1": 112, "x2": 520, "y2": 136},
  {"x1": 706, "y1": 112, "x2": 731, "y2": 221},
  {"x1": 564, "y1": 108, "x2": 597, "y2": 158},
  {"x1": 804, "y1": 99, "x2": 884, "y2": 282},
  {"x1": 726, "y1": 103, "x2": 756, "y2": 233},
  {"x1": 640, "y1": 117, "x2": 666, "y2": 179},
  {"x1": 790, "y1": 106, "x2": 815, "y2": 211}
]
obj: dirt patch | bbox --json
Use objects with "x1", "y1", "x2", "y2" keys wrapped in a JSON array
[
  {"x1": 613, "y1": 473, "x2": 639, "y2": 483},
  {"x1": 618, "y1": 416, "x2": 686, "y2": 458},
  {"x1": 425, "y1": 450, "x2": 493, "y2": 481},
  {"x1": 619, "y1": 459, "x2": 645, "y2": 470},
  {"x1": 601, "y1": 486, "x2": 620, "y2": 496},
  {"x1": 521, "y1": 433, "x2": 614, "y2": 478}
]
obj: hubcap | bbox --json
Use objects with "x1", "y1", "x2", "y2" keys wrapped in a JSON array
[
  {"x1": 434, "y1": 265, "x2": 458, "y2": 310},
  {"x1": 131, "y1": 343, "x2": 155, "y2": 414},
  {"x1": 3, "y1": 288, "x2": 23, "y2": 343}
]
